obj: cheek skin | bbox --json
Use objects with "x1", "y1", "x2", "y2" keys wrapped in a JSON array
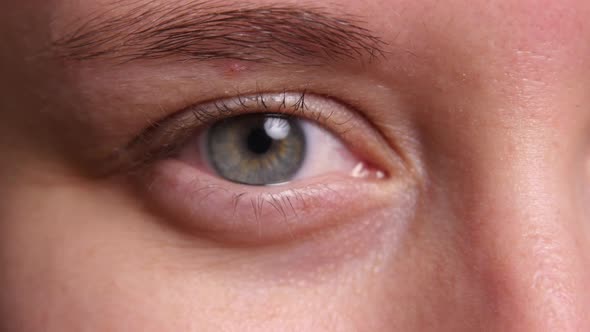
[{"x1": 0, "y1": 174, "x2": 419, "y2": 331}]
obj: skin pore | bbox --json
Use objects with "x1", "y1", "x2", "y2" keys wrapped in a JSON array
[{"x1": 1, "y1": 0, "x2": 590, "y2": 331}]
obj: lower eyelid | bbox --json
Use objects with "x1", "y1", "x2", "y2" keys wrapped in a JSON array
[{"x1": 141, "y1": 159, "x2": 394, "y2": 245}]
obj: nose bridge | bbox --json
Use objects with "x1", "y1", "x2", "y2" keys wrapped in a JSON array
[
  {"x1": 405, "y1": 1, "x2": 590, "y2": 329},
  {"x1": 450, "y1": 109, "x2": 588, "y2": 330},
  {"x1": 463, "y1": 148, "x2": 576, "y2": 330}
]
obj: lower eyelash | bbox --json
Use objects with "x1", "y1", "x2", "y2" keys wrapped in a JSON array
[
  {"x1": 139, "y1": 158, "x2": 386, "y2": 244},
  {"x1": 187, "y1": 183, "x2": 340, "y2": 228}
]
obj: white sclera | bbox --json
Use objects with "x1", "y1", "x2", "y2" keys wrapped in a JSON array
[{"x1": 291, "y1": 121, "x2": 362, "y2": 181}]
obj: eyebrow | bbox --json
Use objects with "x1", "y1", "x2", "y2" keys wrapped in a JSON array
[{"x1": 52, "y1": 1, "x2": 386, "y2": 66}]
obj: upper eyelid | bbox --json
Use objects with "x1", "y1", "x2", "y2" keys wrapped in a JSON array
[
  {"x1": 194, "y1": 91, "x2": 308, "y2": 121},
  {"x1": 102, "y1": 91, "x2": 359, "y2": 174},
  {"x1": 201, "y1": 93, "x2": 348, "y2": 131}
]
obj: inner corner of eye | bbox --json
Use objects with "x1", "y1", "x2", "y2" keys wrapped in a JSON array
[{"x1": 178, "y1": 112, "x2": 383, "y2": 186}]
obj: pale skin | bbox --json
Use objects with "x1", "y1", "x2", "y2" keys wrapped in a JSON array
[{"x1": 1, "y1": 0, "x2": 590, "y2": 331}]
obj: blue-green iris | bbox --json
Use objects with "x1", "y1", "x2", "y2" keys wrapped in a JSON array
[{"x1": 207, "y1": 114, "x2": 306, "y2": 185}]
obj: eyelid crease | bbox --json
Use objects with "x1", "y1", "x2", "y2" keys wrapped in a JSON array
[{"x1": 101, "y1": 90, "x2": 393, "y2": 178}]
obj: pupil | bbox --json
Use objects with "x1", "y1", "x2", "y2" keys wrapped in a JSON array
[{"x1": 246, "y1": 127, "x2": 273, "y2": 154}]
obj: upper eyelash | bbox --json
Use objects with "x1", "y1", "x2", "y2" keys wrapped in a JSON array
[
  {"x1": 99, "y1": 90, "x2": 353, "y2": 177},
  {"x1": 194, "y1": 90, "x2": 309, "y2": 122}
]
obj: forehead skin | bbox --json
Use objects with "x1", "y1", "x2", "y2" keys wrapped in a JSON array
[
  {"x1": 1, "y1": 0, "x2": 590, "y2": 331},
  {"x1": 9, "y1": 0, "x2": 590, "y2": 136}
]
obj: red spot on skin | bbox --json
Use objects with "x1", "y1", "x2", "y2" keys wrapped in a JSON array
[{"x1": 222, "y1": 61, "x2": 250, "y2": 78}]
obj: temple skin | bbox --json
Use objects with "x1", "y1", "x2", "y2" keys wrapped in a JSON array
[{"x1": 1, "y1": 0, "x2": 590, "y2": 331}]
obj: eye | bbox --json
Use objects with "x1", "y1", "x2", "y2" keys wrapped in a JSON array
[
  {"x1": 128, "y1": 92, "x2": 401, "y2": 245},
  {"x1": 187, "y1": 112, "x2": 369, "y2": 186}
]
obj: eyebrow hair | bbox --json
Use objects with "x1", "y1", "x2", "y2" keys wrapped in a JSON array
[{"x1": 52, "y1": 1, "x2": 387, "y2": 66}]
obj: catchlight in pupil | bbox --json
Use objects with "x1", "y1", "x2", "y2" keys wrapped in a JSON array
[{"x1": 207, "y1": 114, "x2": 306, "y2": 186}]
